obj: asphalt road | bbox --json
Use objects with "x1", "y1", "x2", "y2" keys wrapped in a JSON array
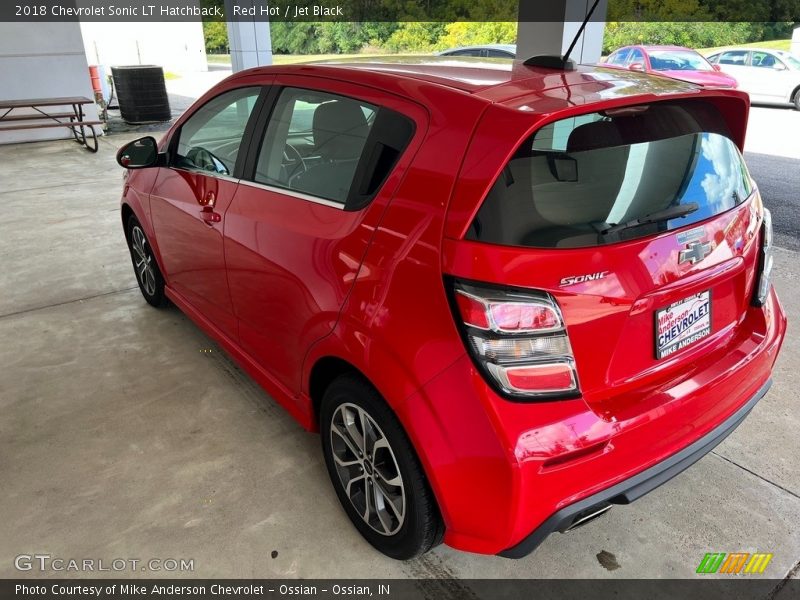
[{"x1": 746, "y1": 151, "x2": 800, "y2": 251}]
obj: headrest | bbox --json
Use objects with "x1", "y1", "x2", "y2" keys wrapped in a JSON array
[
  {"x1": 313, "y1": 101, "x2": 370, "y2": 160},
  {"x1": 566, "y1": 120, "x2": 623, "y2": 153}
]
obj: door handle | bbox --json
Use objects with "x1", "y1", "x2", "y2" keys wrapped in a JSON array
[
  {"x1": 201, "y1": 206, "x2": 221, "y2": 224},
  {"x1": 200, "y1": 190, "x2": 216, "y2": 207}
]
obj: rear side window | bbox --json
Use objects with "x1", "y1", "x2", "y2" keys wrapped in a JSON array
[
  {"x1": 253, "y1": 87, "x2": 414, "y2": 209},
  {"x1": 467, "y1": 101, "x2": 753, "y2": 249}
]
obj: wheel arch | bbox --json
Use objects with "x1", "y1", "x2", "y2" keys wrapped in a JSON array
[
  {"x1": 308, "y1": 355, "x2": 363, "y2": 428},
  {"x1": 121, "y1": 200, "x2": 169, "y2": 282},
  {"x1": 121, "y1": 202, "x2": 135, "y2": 242},
  {"x1": 791, "y1": 84, "x2": 800, "y2": 104},
  {"x1": 303, "y1": 331, "x2": 464, "y2": 526}
]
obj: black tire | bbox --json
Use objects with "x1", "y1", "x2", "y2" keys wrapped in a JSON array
[
  {"x1": 793, "y1": 88, "x2": 800, "y2": 111},
  {"x1": 320, "y1": 374, "x2": 443, "y2": 559},
  {"x1": 126, "y1": 215, "x2": 167, "y2": 307}
]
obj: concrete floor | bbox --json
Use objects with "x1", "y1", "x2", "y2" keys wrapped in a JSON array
[{"x1": 0, "y1": 133, "x2": 798, "y2": 584}]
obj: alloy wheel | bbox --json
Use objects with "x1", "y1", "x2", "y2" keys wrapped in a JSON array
[
  {"x1": 131, "y1": 225, "x2": 156, "y2": 297},
  {"x1": 329, "y1": 402, "x2": 406, "y2": 536}
]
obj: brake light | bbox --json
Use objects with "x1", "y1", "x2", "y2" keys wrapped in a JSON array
[
  {"x1": 455, "y1": 289, "x2": 563, "y2": 333},
  {"x1": 451, "y1": 280, "x2": 579, "y2": 400},
  {"x1": 752, "y1": 208, "x2": 774, "y2": 307}
]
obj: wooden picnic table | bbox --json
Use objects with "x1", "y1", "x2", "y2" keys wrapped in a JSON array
[{"x1": 0, "y1": 96, "x2": 102, "y2": 152}]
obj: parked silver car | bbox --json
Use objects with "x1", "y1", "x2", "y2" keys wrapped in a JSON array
[
  {"x1": 437, "y1": 44, "x2": 516, "y2": 58},
  {"x1": 706, "y1": 48, "x2": 800, "y2": 110}
]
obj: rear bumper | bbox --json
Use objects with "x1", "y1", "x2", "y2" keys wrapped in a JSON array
[
  {"x1": 498, "y1": 377, "x2": 772, "y2": 558},
  {"x1": 405, "y1": 287, "x2": 786, "y2": 556}
]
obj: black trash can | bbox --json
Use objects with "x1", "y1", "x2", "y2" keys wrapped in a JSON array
[{"x1": 111, "y1": 65, "x2": 172, "y2": 124}]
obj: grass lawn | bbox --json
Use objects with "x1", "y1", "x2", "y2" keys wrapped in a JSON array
[
  {"x1": 699, "y1": 39, "x2": 792, "y2": 55},
  {"x1": 206, "y1": 54, "x2": 231, "y2": 64}
]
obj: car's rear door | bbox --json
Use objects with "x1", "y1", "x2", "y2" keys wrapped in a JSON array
[
  {"x1": 149, "y1": 82, "x2": 270, "y2": 339},
  {"x1": 223, "y1": 76, "x2": 425, "y2": 395}
]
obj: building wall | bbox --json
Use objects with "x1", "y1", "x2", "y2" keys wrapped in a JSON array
[
  {"x1": 80, "y1": 22, "x2": 208, "y2": 75},
  {"x1": 0, "y1": 22, "x2": 99, "y2": 145}
]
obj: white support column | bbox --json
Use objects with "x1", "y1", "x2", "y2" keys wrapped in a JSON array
[
  {"x1": 224, "y1": 0, "x2": 272, "y2": 72},
  {"x1": 792, "y1": 25, "x2": 800, "y2": 58},
  {"x1": 516, "y1": 0, "x2": 608, "y2": 65}
]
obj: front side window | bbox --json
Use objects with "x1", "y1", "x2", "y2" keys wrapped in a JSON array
[
  {"x1": 777, "y1": 52, "x2": 800, "y2": 70},
  {"x1": 467, "y1": 101, "x2": 752, "y2": 249},
  {"x1": 752, "y1": 51, "x2": 782, "y2": 69},
  {"x1": 174, "y1": 87, "x2": 260, "y2": 176},
  {"x1": 253, "y1": 87, "x2": 414, "y2": 208}
]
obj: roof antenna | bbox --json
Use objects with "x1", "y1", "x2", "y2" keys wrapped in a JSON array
[{"x1": 524, "y1": 0, "x2": 602, "y2": 71}]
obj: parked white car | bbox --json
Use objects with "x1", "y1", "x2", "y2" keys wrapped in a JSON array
[{"x1": 706, "y1": 48, "x2": 800, "y2": 110}]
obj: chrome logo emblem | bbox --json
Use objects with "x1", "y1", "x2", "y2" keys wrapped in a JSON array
[{"x1": 679, "y1": 241, "x2": 712, "y2": 265}]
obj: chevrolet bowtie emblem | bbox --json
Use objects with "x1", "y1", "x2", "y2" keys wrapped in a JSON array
[{"x1": 679, "y1": 240, "x2": 713, "y2": 265}]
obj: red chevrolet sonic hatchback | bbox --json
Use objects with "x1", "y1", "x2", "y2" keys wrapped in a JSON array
[{"x1": 117, "y1": 58, "x2": 786, "y2": 559}]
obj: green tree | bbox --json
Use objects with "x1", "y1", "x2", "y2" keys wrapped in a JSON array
[
  {"x1": 203, "y1": 21, "x2": 228, "y2": 54},
  {"x1": 383, "y1": 22, "x2": 447, "y2": 52},
  {"x1": 436, "y1": 22, "x2": 516, "y2": 50},
  {"x1": 271, "y1": 22, "x2": 321, "y2": 54},
  {"x1": 608, "y1": 0, "x2": 711, "y2": 20}
]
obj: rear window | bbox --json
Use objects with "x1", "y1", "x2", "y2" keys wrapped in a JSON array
[{"x1": 467, "y1": 101, "x2": 752, "y2": 249}]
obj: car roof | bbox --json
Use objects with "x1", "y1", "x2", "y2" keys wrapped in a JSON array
[
  {"x1": 636, "y1": 45, "x2": 699, "y2": 52},
  {"x1": 710, "y1": 47, "x2": 779, "y2": 54},
  {"x1": 231, "y1": 56, "x2": 708, "y2": 111}
]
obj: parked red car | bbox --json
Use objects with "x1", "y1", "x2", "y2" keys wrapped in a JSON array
[
  {"x1": 605, "y1": 45, "x2": 739, "y2": 89},
  {"x1": 117, "y1": 57, "x2": 785, "y2": 559}
]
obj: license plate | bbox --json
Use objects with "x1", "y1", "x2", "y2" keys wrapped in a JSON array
[{"x1": 655, "y1": 291, "x2": 711, "y2": 359}]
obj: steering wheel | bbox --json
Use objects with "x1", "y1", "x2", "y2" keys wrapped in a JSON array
[
  {"x1": 186, "y1": 146, "x2": 229, "y2": 176},
  {"x1": 283, "y1": 143, "x2": 308, "y2": 184}
]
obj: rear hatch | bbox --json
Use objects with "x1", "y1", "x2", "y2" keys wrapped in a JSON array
[{"x1": 444, "y1": 97, "x2": 766, "y2": 421}]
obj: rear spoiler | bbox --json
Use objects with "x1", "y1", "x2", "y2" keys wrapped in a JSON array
[{"x1": 700, "y1": 92, "x2": 750, "y2": 152}]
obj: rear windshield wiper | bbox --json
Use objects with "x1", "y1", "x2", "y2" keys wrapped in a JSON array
[{"x1": 601, "y1": 202, "x2": 699, "y2": 236}]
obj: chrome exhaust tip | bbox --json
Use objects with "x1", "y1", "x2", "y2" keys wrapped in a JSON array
[{"x1": 562, "y1": 503, "x2": 613, "y2": 533}]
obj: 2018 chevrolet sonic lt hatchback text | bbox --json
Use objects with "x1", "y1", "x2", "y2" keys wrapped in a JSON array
[{"x1": 117, "y1": 57, "x2": 786, "y2": 559}]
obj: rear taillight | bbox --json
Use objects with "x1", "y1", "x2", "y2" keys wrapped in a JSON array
[
  {"x1": 752, "y1": 208, "x2": 774, "y2": 307},
  {"x1": 450, "y1": 280, "x2": 579, "y2": 400}
]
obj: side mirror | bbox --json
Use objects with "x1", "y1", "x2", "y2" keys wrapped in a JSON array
[
  {"x1": 712, "y1": 64, "x2": 722, "y2": 72},
  {"x1": 628, "y1": 62, "x2": 645, "y2": 72},
  {"x1": 117, "y1": 136, "x2": 160, "y2": 169},
  {"x1": 773, "y1": 63, "x2": 787, "y2": 71}
]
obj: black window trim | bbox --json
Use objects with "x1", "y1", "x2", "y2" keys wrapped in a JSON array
[
  {"x1": 166, "y1": 85, "x2": 272, "y2": 181},
  {"x1": 239, "y1": 83, "x2": 416, "y2": 212}
]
